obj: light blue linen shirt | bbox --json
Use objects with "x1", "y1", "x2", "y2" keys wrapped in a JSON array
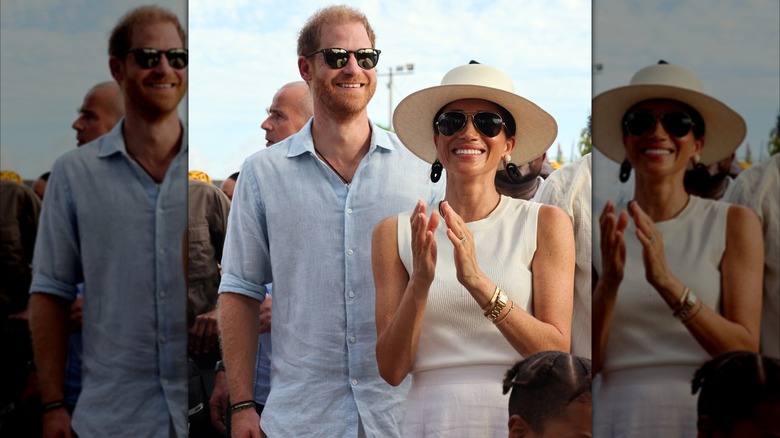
[
  {"x1": 30, "y1": 120, "x2": 188, "y2": 437},
  {"x1": 219, "y1": 120, "x2": 443, "y2": 437}
]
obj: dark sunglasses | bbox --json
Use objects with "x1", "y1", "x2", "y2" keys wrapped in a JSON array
[
  {"x1": 126, "y1": 48, "x2": 188, "y2": 70},
  {"x1": 623, "y1": 110, "x2": 694, "y2": 138},
  {"x1": 303, "y1": 48, "x2": 381, "y2": 70},
  {"x1": 436, "y1": 111, "x2": 507, "y2": 137}
]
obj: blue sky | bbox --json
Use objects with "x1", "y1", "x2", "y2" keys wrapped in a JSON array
[{"x1": 0, "y1": 0, "x2": 186, "y2": 180}]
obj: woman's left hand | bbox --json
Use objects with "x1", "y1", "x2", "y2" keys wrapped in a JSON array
[
  {"x1": 629, "y1": 201, "x2": 676, "y2": 291},
  {"x1": 439, "y1": 201, "x2": 485, "y2": 291}
]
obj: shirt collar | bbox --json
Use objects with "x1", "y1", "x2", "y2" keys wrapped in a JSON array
[
  {"x1": 286, "y1": 118, "x2": 397, "y2": 159},
  {"x1": 97, "y1": 118, "x2": 188, "y2": 158}
]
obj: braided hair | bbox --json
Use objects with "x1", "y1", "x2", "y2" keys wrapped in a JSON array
[
  {"x1": 502, "y1": 351, "x2": 592, "y2": 434},
  {"x1": 692, "y1": 351, "x2": 780, "y2": 436}
]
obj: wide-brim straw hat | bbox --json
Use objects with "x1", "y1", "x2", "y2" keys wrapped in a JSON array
[
  {"x1": 592, "y1": 61, "x2": 746, "y2": 165},
  {"x1": 393, "y1": 63, "x2": 557, "y2": 166}
]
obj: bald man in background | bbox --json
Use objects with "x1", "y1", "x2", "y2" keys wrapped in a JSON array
[
  {"x1": 260, "y1": 81, "x2": 312, "y2": 146},
  {"x1": 72, "y1": 81, "x2": 124, "y2": 147}
]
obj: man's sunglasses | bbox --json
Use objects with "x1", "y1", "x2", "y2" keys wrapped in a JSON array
[
  {"x1": 303, "y1": 48, "x2": 381, "y2": 70},
  {"x1": 436, "y1": 111, "x2": 507, "y2": 137},
  {"x1": 623, "y1": 110, "x2": 694, "y2": 138},
  {"x1": 126, "y1": 48, "x2": 189, "y2": 70}
]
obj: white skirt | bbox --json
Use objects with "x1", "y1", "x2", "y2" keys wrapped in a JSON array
[
  {"x1": 403, "y1": 365, "x2": 510, "y2": 438},
  {"x1": 593, "y1": 365, "x2": 699, "y2": 438}
]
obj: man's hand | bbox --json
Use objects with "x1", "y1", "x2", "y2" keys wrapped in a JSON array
[
  {"x1": 259, "y1": 296, "x2": 272, "y2": 334},
  {"x1": 189, "y1": 308, "x2": 219, "y2": 354},
  {"x1": 208, "y1": 370, "x2": 228, "y2": 434}
]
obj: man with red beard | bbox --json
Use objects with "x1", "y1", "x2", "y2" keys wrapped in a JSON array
[
  {"x1": 217, "y1": 5, "x2": 443, "y2": 438},
  {"x1": 28, "y1": 5, "x2": 188, "y2": 437}
]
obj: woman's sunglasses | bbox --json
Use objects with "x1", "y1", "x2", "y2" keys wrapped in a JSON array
[
  {"x1": 436, "y1": 111, "x2": 507, "y2": 137},
  {"x1": 623, "y1": 110, "x2": 695, "y2": 138},
  {"x1": 303, "y1": 48, "x2": 381, "y2": 70},
  {"x1": 127, "y1": 48, "x2": 188, "y2": 70}
]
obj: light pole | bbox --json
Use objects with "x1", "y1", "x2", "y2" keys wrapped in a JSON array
[{"x1": 378, "y1": 63, "x2": 414, "y2": 129}]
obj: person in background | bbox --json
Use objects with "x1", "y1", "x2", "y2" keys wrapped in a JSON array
[
  {"x1": 71, "y1": 81, "x2": 124, "y2": 147},
  {"x1": 495, "y1": 152, "x2": 552, "y2": 201},
  {"x1": 683, "y1": 152, "x2": 741, "y2": 200},
  {"x1": 32, "y1": 171, "x2": 51, "y2": 200},
  {"x1": 0, "y1": 179, "x2": 41, "y2": 436},
  {"x1": 28, "y1": 6, "x2": 189, "y2": 436},
  {"x1": 502, "y1": 351, "x2": 592, "y2": 438},
  {"x1": 217, "y1": 6, "x2": 442, "y2": 437},
  {"x1": 261, "y1": 81, "x2": 313, "y2": 147},
  {"x1": 535, "y1": 153, "x2": 592, "y2": 359},
  {"x1": 725, "y1": 153, "x2": 779, "y2": 359},
  {"x1": 219, "y1": 172, "x2": 239, "y2": 201},
  {"x1": 692, "y1": 350, "x2": 780, "y2": 437}
]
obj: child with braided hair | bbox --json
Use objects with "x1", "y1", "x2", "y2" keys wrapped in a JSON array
[
  {"x1": 692, "y1": 351, "x2": 780, "y2": 438},
  {"x1": 502, "y1": 351, "x2": 592, "y2": 437}
]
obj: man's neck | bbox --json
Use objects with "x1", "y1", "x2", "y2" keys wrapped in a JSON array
[
  {"x1": 309, "y1": 111, "x2": 372, "y2": 183},
  {"x1": 122, "y1": 110, "x2": 182, "y2": 183}
]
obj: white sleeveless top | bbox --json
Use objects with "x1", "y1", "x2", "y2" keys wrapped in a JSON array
[
  {"x1": 397, "y1": 195, "x2": 541, "y2": 372},
  {"x1": 594, "y1": 195, "x2": 730, "y2": 372}
]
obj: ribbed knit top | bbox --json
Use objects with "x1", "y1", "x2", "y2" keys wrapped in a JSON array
[
  {"x1": 397, "y1": 195, "x2": 541, "y2": 372},
  {"x1": 594, "y1": 195, "x2": 730, "y2": 372}
]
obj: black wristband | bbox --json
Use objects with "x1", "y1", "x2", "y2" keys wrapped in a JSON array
[
  {"x1": 42, "y1": 400, "x2": 67, "y2": 413},
  {"x1": 229, "y1": 400, "x2": 256, "y2": 414}
]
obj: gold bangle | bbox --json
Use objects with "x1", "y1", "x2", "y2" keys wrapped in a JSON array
[
  {"x1": 494, "y1": 300, "x2": 514, "y2": 326},
  {"x1": 486, "y1": 289, "x2": 508, "y2": 321},
  {"x1": 482, "y1": 285, "x2": 501, "y2": 313},
  {"x1": 673, "y1": 286, "x2": 691, "y2": 312},
  {"x1": 682, "y1": 299, "x2": 704, "y2": 324}
]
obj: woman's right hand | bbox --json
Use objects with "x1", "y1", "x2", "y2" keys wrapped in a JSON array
[
  {"x1": 599, "y1": 199, "x2": 629, "y2": 288},
  {"x1": 409, "y1": 200, "x2": 439, "y2": 288}
]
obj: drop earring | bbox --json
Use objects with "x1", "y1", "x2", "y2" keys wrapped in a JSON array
[
  {"x1": 503, "y1": 154, "x2": 521, "y2": 183},
  {"x1": 430, "y1": 159, "x2": 443, "y2": 183},
  {"x1": 619, "y1": 159, "x2": 632, "y2": 183}
]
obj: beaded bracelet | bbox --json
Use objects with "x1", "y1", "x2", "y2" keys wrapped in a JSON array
[
  {"x1": 42, "y1": 400, "x2": 67, "y2": 413},
  {"x1": 229, "y1": 400, "x2": 257, "y2": 414}
]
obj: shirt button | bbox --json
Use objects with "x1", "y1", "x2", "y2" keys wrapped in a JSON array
[
  {"x1": 160, "y1": 336, "x2": 167, "y2": 343},
  {"x1": 348, "y1": 291, "x2": 355, "y2": 298},
  {"x1": 347, "y1": 249, "x2": 353, "y2": 256},
  {"x1": 350, "y1": 336, "x2": 356, "y2": 343},
  {"x1": 159, "y1": 249, "x2": 165, "y2": 255},
  {"x1": 346, "y1": 207, "x2": 353, "y2": 214},
  {"x1": 157, "y1": 208, "x2": 164, "y2": 215},
  {"x1": 351, "y1": 379, "x2": 358, "y2": 386},
  {"x1": 162, "y1": 379, "x2": 169, "y2": 385},
  {"x1": 159, "y1": 290, "x2": 166, "y2": 298}
]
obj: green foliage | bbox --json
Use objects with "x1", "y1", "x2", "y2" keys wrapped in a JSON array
[
  {"x1": 578, "y1": 115, "x2": 592, "y2": 156},
  {"x1": 769, "y1": 113, "x2": 779, "y2": 156}
]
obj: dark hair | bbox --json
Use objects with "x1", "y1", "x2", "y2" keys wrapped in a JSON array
[
  {"x1": 692, "y1": 351, "x2": 780, "y2": 435},
  {"x1": 228, "y1": 172, "x2": 239, "y2": 182},
  {"x1": 109, "y1": 5, "x2": 186, "y2": 57},
  {"x1": 297, "y1": 5, "x2": 376, "y2": 56},
  {"x1": 502, "y1": 351, "x2": 592, "y2": 434},
  {"x1": 38, "y1": 171, "x2": 51, "y2": 181},
  {"x1": 432, "y1": 103, "x2": 517, "y2": 137},
  {"x1": 621, "y1": 99, "x2": 705, "y2": 138}
]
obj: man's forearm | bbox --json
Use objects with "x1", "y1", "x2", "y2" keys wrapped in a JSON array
[
  {"x1": 218, "y1": 292, "x2": 261, "y2": 402},
  {"x1": 29, "y1": 293, "x2": 71, "y2": 403}
]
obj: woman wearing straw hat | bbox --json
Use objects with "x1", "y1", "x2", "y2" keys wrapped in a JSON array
[
  {"x1": 591, "y1": 61, "x2": 764, "y2": 437},
  {"x1": 372, "y1": 62, "x2": 575, "y2": 437}
]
